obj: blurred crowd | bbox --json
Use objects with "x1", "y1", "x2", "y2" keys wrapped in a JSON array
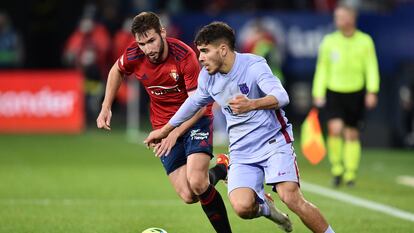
[
  {"x1": 0, "y1": 11, "x2": 24, "y2": 68},
  {"x1": 0, "y1": 0, "x2": 413, "y2": 146}
]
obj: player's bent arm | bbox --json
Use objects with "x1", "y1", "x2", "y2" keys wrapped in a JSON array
[
  {"x1": 169, "y1": 90, "x2": 206, "y2": 137},
  {"x1": 256, "y1": 72, "x2": 290, "y2": 109},
  {"x1": 152, "y1": 107, "x2": 206, "y2": 156},
  {"x1": 101, "y1": 63, "x2": 124, "y2": 110},
  {"x1": 97, "y1": 63, "x2": 124, "y2": 130},
  {"x1": 251, "y1": 95, "x2": 279, "y2": 110},
  {"x1": 170, "y1": 107, "x2": 206, "y2": 138},
  {"x1": 144, "y1": 95, "x2": 206, "y2": 145}
]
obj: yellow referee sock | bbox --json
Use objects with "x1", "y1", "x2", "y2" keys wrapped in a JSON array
[
  {"x1": 343, "y1": 140, "x2": 361, "y2": 182},
  {"x1": 327, "y1": 136, "x2": 343, "y2": 176}
]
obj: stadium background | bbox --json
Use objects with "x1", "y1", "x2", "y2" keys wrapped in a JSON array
[{"x1": 0, "y1": 0, "x2": 413, "y2": 232}]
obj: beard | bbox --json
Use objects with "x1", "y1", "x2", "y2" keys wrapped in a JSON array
[
  {"x1": 148, "y1": 37, "x2": 165, "y2": 63},
  {"x1": 205, "y1": 57, "x2": 223, "y2": 75}
]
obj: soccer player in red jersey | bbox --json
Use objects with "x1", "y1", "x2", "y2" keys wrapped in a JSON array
[{"x1": 96, "y1": 12, "x2": 232, "y2": 233}]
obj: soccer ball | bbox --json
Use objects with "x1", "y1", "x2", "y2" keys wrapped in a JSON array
[{"x1": 142, "y1": 227, "x2": 167, "y2": 233}]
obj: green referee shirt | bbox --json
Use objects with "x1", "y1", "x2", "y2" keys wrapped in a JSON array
[{"x1": 312, "y1": 30, "x2": 380, "y2": 98}]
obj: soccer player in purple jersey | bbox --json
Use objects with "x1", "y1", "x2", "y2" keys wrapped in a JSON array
[{"x1": 145, "y1": 22, "x2": 335, "y2": 233}]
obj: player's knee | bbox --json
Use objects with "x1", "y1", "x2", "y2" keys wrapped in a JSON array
[
  {"x1": 344, "y1": 128, "x2": 359, "y2": 140},
  {"x1": 279, "y1": 190, "x2": 301, "y2": 211},
  {"x1": 181, "y1": 195, "x2": 198, "y2": 204},
  {"x1": 178, "y1": 190, "x2": 198, "y2": 204},
  {"x1": 230, "y1": 198, "x2": 255, "y2": 219},
  {"x1": 328, "y1": 120, "x2": 343, "y2": 136},
  {"x1": 187, "y1": 176, "x2": 209, "y2": 195},
  {"x1": 328, "y1": 127, "x2": 342, "y2": 136},
  {"x1": 277, "y1": 185, "x2": 298, "y2": 205}
]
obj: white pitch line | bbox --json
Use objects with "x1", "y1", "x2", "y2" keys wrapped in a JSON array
[
  {"x1": 2, "y1": 182, "x2": 414, "y2": 223},
  {"x1": 397, "y1": 176, "x2": 414, "y2": 188},
  {"x1": 301, "y1": 181, "x2": 414, "y2": 222}
]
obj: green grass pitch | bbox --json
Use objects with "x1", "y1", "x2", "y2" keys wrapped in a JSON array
[{"x1": 0, "y1": 130, "x2": 413, "y2": 232}]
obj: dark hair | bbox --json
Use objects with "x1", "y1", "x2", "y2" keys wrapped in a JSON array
[
  {"x1": 131, "y1": 12, "x2": 162, "y2": 37},
  {"x1": 194, "y1": 21, "x2": 235, "y2": 51}
]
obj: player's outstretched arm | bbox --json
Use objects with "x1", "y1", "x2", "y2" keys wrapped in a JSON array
[
  {"x1": 144, "y1": 123, "x2": 175, "y2": 148},
  {"x1": 146, "y1": 85, "x2": 212, "y2": 156},
  {"x1": 97, "y1": 63, "x2": 124, "y2": 131},
  {"x1": 153, "y1": 107, "x2": 206, "y2": 157}
]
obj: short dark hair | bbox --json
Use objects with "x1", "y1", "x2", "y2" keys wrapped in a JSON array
[
  {"x1": 131, "y1": 12, "x2": 162, "y2": 37},
  {"x1": 194, "y1": 21, "x2": 235, "y2": 51}
]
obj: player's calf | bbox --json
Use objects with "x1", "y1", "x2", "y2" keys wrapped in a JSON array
[
  {"x1": 209, "y1": 153, "x2": 229, "y2": 186},
  {"x1": 264, "y1": 193, "x2": 293, "y2": 232}
]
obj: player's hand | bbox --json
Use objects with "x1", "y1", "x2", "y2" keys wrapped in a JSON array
[
  {"x1": 152, "y1": 132, "x2": 179, "y2": 157},
  {"x1": 365, "y1": 93, "x2": 378, "y2": 109},
  {"x1": 144, "y1": 129, "x2": 168, "y2": 148},
  {"x1": 96, "y1": 108, "x2": 112, "y2": 130},
  {"x1": 313, "y1": 97, "x2": 326, "y2": 108},
  {"x1": 228, "y1": 95, "x2": 253, "y2": 114}
]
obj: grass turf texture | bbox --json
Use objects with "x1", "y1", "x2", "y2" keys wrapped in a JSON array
[{"x1": 1, "y1": 130, "x2": 413, "y2": 232}]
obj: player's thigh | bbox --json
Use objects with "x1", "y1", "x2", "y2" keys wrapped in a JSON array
[
  {"x1": 183, "y1": 116, "x2": 214, "y2": 189},
  {"x1": 168, "y1": 165, "x2": 197, "y2": 204},
  {"x1": 183, "y1": 116, "x2": 214, "y2": 159},
  {"x1": 228, "y1": 163, "x2": 265, "y2": 201},
  {"x1": 186, "y1": 152, "x2": 211, "y2": 186},
  {"x1": 264, "y1": 143, "x2": 300, "y2": 189},
  {"x1": 160, "y1": 138, "x2": 187, "y2": 175},
  {"x1": 274, "y1": 181, "x2": 303, "y2": 205}
]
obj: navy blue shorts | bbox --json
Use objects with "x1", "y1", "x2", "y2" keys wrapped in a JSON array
[{"x1": 160, "y1": 116, "x2": 214, "y2": 175}]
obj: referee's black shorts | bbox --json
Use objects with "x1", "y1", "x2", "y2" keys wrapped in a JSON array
[{"x1": 325, "y1": 89, "x2": 365, "y2": 128}]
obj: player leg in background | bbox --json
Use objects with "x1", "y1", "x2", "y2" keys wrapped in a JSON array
[
  {"x1": 227, "y1": 163, "x2": 292, "y2": 232},
  {"x1": 275, "y1": 182, "x2": 335, "y2": 233},
  {"x1": 187, "y1": 153, "x2": 232, "y2": 233},
  {"x1": 327, "y1": 118, "x2": 345, "y2": 187},
  {"x1": 164, "y1": 142, "x2": 231, "y2": 232},
  {"x1": 343, "y1": 126, "x2": 361, "y2": 187},
  {"x1": 209, "y1": 153, "x2": 229, "y2": 186},
  {"x1": 167, "y1": 159, "x2": 231, "y2": 233}
]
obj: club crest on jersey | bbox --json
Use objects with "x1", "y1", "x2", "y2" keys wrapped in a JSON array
[
  {"x1": 169, "y1": 69, "x2": 180, "y2": 81},
  {"x1": 238, "y1": 83, "x2": 249, "y2": 94}
]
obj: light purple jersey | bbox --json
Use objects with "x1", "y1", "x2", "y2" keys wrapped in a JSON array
[{"x1": 169, "y1": 53, "x2": 294, "y2": 164}]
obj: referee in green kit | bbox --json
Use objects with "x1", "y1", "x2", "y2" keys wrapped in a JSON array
[{"x1": 312, "y1": 4, "x2": 380, "y2": 187}]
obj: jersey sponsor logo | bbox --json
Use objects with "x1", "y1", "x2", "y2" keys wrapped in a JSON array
[
  {"x1": 190, "y1": 129, "x2": 209, "y2": 140},
  {"x1": 148, "y1": 85, "x2": 181, "y2": 96},
  {"x1": 169, "y1": 69, "x2": 180, "y2": 81},
  {"x1": 238, "y1": 83, "x2": 249, "y2": 94}
]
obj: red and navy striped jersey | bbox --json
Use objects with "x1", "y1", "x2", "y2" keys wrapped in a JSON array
[{"x1": 117, "y1": 37, "x2": 212, "y2": 129}]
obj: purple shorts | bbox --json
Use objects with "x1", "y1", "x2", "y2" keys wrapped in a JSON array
[{"x1": 227, "y1": 143, "x2": 300, "y2": 200}]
